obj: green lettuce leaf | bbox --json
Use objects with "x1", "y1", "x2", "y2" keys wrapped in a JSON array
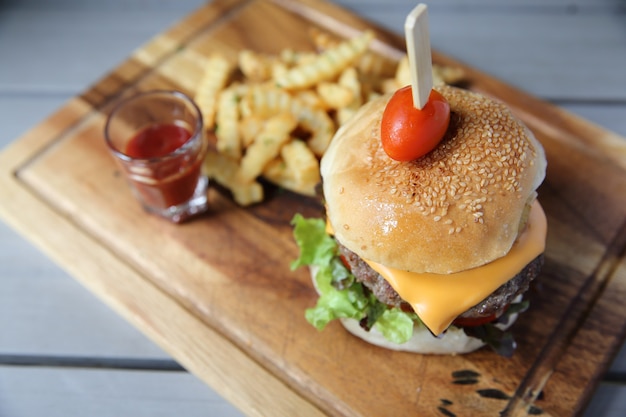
[
  {"x1": 290, "y1": 213, "x2": 336, "y2": 271},
  {"x1": 374, "y1": 308, "x2": 416, "y2": 344},
  {"x1": 291, "y1": 214, "x2": 417, "y2": 344}
]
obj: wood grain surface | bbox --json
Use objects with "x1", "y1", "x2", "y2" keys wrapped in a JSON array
[{"x1": 1, "y1": 1, "x2": 626, "y2": 416}]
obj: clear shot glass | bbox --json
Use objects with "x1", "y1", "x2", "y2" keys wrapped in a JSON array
[{"x1": 104, "y1": 90, "x2": 209, "y2": 223}]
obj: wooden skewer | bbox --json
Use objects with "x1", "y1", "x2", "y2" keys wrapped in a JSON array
[{"x1": 404, "y1": 4, "x2": 433, "y2": 110}]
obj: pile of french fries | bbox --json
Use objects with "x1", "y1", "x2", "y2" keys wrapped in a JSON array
[{"x1": 196, "y1": 29, "x2": 464, "y2": 206}]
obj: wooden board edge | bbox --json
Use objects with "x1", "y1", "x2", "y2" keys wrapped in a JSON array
[
  {"x1": 79, "y1": 0, "x2": 251, "y2": 110},
  {"x1": 0, "y1": 97, "x2": 93, "y2": 173},
  {"x1": 565, "y1": 223, "x2": 626, "y2": 417},
  {"x1": 464, "y1": 67, "x2": 626, "y2": 173},
  {"x1": 0, "y1": 165, "x2": 327, "y2": 417},
  {"x1": 498, "y1": 218, "x2": 626, "y2": 417},
  {"x1": 1, "y1": 1, "x2": 626, "y2": 416},
  {"x1": 277, "y1": 0, "x2": 626, "y2": 172}
]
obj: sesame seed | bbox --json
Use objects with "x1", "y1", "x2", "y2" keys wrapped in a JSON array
[{"x1": 364, "y1": 85, "x2": 536, "y2": 227}]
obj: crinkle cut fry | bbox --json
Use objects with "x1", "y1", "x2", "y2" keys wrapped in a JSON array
[
  {"x1": 242, "y1": 86, "x2": 335, "y2": 156},
  {"x1": 276, "y1": 30, "x2": 375, "y2": 90},
  {"x1": 195, "y1": 54, "x2": 234, "y2": 129}
]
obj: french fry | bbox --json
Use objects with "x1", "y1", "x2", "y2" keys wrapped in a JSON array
[
  {"x1": 202, "y1": 149, "x2": 263, "y2": 206},
  {"x1": 316, "y1": 82, "x2": 354, "y2": 109},
  {"x1": 309, "y1": 28, "x2": 396, "y2": 80},
  {"x1": 240, "y1": 86, "x2": 292, "y2": 118},
  {"x1": 196, "y1": 29, "x2": 466, "y2": 204},
  {"x1": 238, "y1": 50, "x2": 274, "y2": 82},
  {"x1": 271, "y1": 60, "x2": 289, "y2": 81},
  {"x1": 293, "y1": 52, "x2": 319, "y2": 67},
  {"x1": 262, "y1": 158, "x2": 294, "y2": 192},
  {"x1": 309, "y1": 27, "x2": 337, "y2": 50},
  {"x1": 356, "y1": 52, "x2": 397, "y2": 79},
  {"x1": 338, "y1": 67, "x2": 362, "y2": 98},
  {"x1": 433, "y1": 64, "x2": 466, "y2": 86},
  {"x1": 336, "y1": 107, "x2": 357, "y2": 126},
  {"x1": 276, "y1": 30, "x2": 374, "y2": 90},
  {"x1": 279, "y1": 48, "x2": 299, "y2": 66},
  {"x1": 295, "y1": 90, "x2": 326, "y2": 110},
  {"x1": 394, "y1": 55, "x2": 411, "y2": 88},
  {"x1": 294, "y1": 101, "x2": 334, "y2": 156},
  {"x1": 391, "y1": 55, "x2": 466, "y2": 89},
  {"x1": 281, "y1": 139, "x2": 320, "y2": 189},
  {"x1": 263, "y1": 141, "x2": 320, "y2": 197},
  {"x1": 381, "y1": 77, "x2": 401, "y2": 94},
  {"x1": 215, "y1": 84, "x2": 247, "y2": 160},
  {"x1": 241, "y1": 86, "x2": 334, "y2": 156},
  {"x1": 195, "y1": 54, "x2": 234, "y2": 129},
  {"x1": 235, "y1": 112, "x2": 298, "y2": 183},
  {"x1": 335, "y1": 67, "x2": 363, "y2": 125},
  {"x1": 366, "y1": 90, "x2": 382, "y2": 103},
  {"x1": 238, "y1": 115, "x2": 265, "y2": 148}
]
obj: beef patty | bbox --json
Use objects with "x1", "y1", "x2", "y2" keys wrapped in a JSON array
[{"x1": 338, "y1": 243, "x2": 543, "y2": 319}]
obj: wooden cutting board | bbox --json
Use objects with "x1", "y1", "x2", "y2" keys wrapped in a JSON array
[{"x1": 2, "y1": 0, "x2": 626, "y2": 416}]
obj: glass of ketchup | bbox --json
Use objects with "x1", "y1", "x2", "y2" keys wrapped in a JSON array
[{"x1": 104, "y1": 90, "x2": 209, "y2": 223}]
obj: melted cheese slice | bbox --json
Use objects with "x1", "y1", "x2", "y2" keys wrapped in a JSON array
[{"x1": 364, "y1": 201, "x2": 547, "y2": 336}]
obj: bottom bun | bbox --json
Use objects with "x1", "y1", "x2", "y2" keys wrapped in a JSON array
[
  {"x1": 310, "y1": 266, "x2": 519, "y2": 355},
  {"x1": 339, "y1": 317, "x2": 499, "y2": 354}
]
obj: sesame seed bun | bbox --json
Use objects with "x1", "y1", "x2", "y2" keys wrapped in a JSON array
[{"x1": 320, "y1": 85, "x2": 546, "y2": 274}]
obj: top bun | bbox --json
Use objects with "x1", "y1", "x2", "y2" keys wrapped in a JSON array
[{"x1": 321, "y1": 85, "x2": 546, "y2": 274}]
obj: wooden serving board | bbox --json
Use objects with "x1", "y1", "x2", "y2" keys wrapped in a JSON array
[{"x1": 2, "y1": 1, "x2": 626, "y2": 416}]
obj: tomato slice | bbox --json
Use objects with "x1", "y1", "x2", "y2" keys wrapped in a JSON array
[
  {"x1": 380, "y1": 86, "x2": 450, "y2": 161},
  {"x1": 339, "y1": 254, "x2": 352, "y2": 271}
]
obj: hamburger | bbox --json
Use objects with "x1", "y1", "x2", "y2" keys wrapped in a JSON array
[{"x1": 292, "y1": 84, "x2": 547, "y2": 356}]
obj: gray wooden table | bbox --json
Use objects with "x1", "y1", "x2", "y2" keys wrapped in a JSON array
[{"x1": 1, "y1": 1, "x2": 625, "y2": 416}]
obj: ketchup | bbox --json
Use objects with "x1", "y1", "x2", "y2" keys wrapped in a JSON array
[
  {"x1": 126, "y1": 123, "x2": 191, "y2": 159},
  {"x1": 124, "y1": 123, "x2": 205, "y2": 209}
]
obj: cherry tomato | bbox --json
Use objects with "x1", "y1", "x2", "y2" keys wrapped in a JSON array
[{"x1": 381, "y1": 86, "x2": 450, "y2": 161}]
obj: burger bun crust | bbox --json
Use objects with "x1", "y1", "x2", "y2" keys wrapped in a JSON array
[{"x1": 321, "y1": 85, "x2": 547, "y2": 274}]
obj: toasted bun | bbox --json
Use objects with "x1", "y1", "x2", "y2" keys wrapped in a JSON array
[
  {"x1": 339, "y1": 318, "x2": 489, "y2": 354},
  {"x1": 321, "y1": 85, "x2": 546, "y2": 274},
  {"x1": 309, "y1": 267, "x2": 518, "y2": 354}
]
